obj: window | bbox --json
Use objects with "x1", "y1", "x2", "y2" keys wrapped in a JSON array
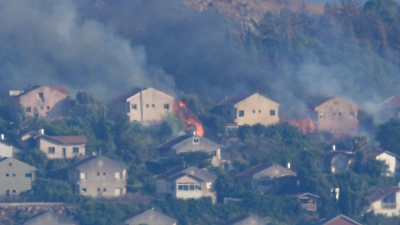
[
  {"x1": 40, "y1": 106, "x2": 44, "y2": 110},
  {"x1": 26, "y1": 107, "x2": 32, "y2": 113},
  {"x1": 38, "y1": 92, "x2": 45, "y2": 102},
  {"x1": 25, "y1": 173, "x2": 32, "y2": 178},
  {"x1": 210, "y1": 151, "x2": 217, "y2": 157},
  {"x1": 12, "y1": 190, "x2": 16, "y2": 193},
  {"x1": 270, "y1": 110, "x2": 276, "y2": 116},
  {"x1": 253, "y1": 110, "x2": 255, "y2": 113},
  {"x1": 132, "y1": 104, "x2": 137, "y2": 110},
  {"x1": 238, "y1": 110, "x2": 244, "y2": 117},
  {"x1": 47, "y1": 106, "x2": 50, "y2": 110},
  {"x1": 73, "y1": 147, "x2": 79, "y2": 153},
  {"x1": 146, "y1": 104, "x2": 149, "y2": 108},
  {"x1": 9, "y1": 163, "x2": 12, "y2": 167},
  {"x1": 259, "y1": 110, "x2": 261, "y2": 113},
  {"x1": 152, "y1": 104, "x2": 155, "y2": 108},
  {"x1": 6, "y1": 173, "x2": 9, "y2": 177},
  {"x1": 103, "y1": 172, "x2": 106, "y2": 176},
  {"x1": 338, "y1": 112, "x2": 342, "y2": 116},
  {"x1": 319, "y1": 113, "x2": 325, "y2": 119},
  {"x1": 193, "y1": 138, "x2": 200, "y2": 144},
  {"x1": 80, "y1": 173, "x2": 86, "y2": 179},
  {"x1": 97, "y1": 172, "x2": 100, "y2": 176},
  {"x1": 177, "y1": 183, "x2": 201, "y2": 191},
  {"x1": 164, "y1": 104, "x2": 170, "y2": 110},
  {"x1": 97, "y1": 188, "x2": 101, "y2": 193},
  {"x1": 12, "y1": 174, "x2": 15, "y2": 177},
  {"x1": 115, "y1": 172, "x2": 121, "y2": 179},
  {"x1": 103, "y1": 188, "x2": 107, "y2": 192},
  {"x1": 48, "y1": 147, "x2": 55, "y2": 154},
  {"x1": 81, "y1": 188, "x2": 87, "y2": 193}
]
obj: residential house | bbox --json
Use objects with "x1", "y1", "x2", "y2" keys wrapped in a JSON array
[
  {"x1": 367, "y1": 151, "x2": 400, "y2": 176},
  {"x1": 158, "y1": 134, "x2": 222, "y2": 166},
  {"x1": 67, "y1": 154, "x2": 127, "y2": 197},
  {"x1": 24, "y1": 211, "x2": 77, "y2": 225},
  {"x1": 314, "y1": 97, "x2": 358, "y2": 137},
  {"x1": 19, "y1": 129, "x2": 87, "y2": 159},
  {"x1": 223, "y1": 214, "x2": 270, "y2": 225},
  {"x1": 236, "y1": 163, "x2": 297, "y2": 194},
  {"x1": 112, "y1": 87, "x2": 175, "y2": 123},
  {"x1": 366, "y1": 186, "x2": 400, "y2": 216},
  {"x1": 0, "y1": 134, "x2": 22, "y2": 158},
  {"x1": 312, "y1": 214, "x2": 362, "y2": 225},
  {"x1": 155, "y1": 165, "x2": 217, "y2": 202},
  {"x1": 10, "y1": 85, "x2": 70, "y2": 120},
  {"x1": 375, "y1": 96, "x2": 400, "y2": 123},
  {"x1": 295, "y1": 193, "x2": 319, "y2": 212},
  {"x1": 215, "y1": 92, "x2": 280, "y2": 127},
  {"x1": 118, "y1": 208, "x2": 177, "y2": 225},
  {"x1": 320, "y1": 150, "x2": 355, "y2": 174},
  {"x1": 0, "y1": 157, "x2": 36, "y2": 196}
]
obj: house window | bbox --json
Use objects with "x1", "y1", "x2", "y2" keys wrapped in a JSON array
[
  {"x1": 193, "y1": 138, "x2": 200, "y2": 144},
  {"x1": 48, "y1": 147, "x2": 55, "y2": 154},
  {"x1": 115, "y1": 172, "x2": 121, "y2": 179},
  {"x1": 270, "y1": 110, "x2": 276, "y2": 116},
  {"x1": 47, "y1": 106, "x2": 50, "y2": 110},
  {"x1": 40, "y1": 106, "x2": 44, "y2": 110},
  {"x1": 103, "y1": 188, "x2": 107, "y2": 192},
  {"x1": 238, "y1": 110, "x2": 244, "y2": 117},
  {"x1": 103, "y1": 172, "x2": 106, "y2": 176},
  {"x1": 146, "y1": 104, "x2": 149, "y2": 108},
  {"x1": 26, "y1": 107, "x2": 32, "y2": 113},
  {"x1": 9, "y1": 163, "x2": 12, "y2": 167},
  {"x1": 210, "y1": 151, "x2": 217, "y2": 157},
  {"x1": 259, "y1": 110, "x2": 261, "y2": 113},
  {"x1": 25, "y1": 173, "x2": 32, "y2": 178},
  {"x1": 338, "y1": 112, "x2": 342, "y2": 116},
  {"x1": 97, "y1": 172, "x2": 100, "y2": 176},
  {"x1": 12, "y1": 190, "x2": 16, "y2": 193},
  {"x1": 6, "y1": 173, "x2": 9, "y2": 177},
  {"x1": 177, "y1": 183, "x2": 201, "y2": 191},
  {"x1": 132, "y1": 104, "x2": 137, "y2": 110},
  {"x1": 38, "y1": 92, "x2": 45, "y2": 102},
  {"x1": 73, "y1": 147, "x2": 79, "y2": 153},
  {"x1": 97, "y1": 188, "x2": 101, "y2": 193},
  {"x1": 253, "y1": 110, "x2": 255, "y2": 113},
  {"x1": 81, "y1": 188, "x2": 87, "y2": 193},
  {"x1": 164, "y1": 104, "x2": 169, "y2": 110},
  {"x1": 80, "y1": 173, "x2": 86, "y2": 179},
  {"x1": 152, "y1": 104, "x2": 155, "y2": 108},
  {"x1": 12, "y1": 174, "x2": 15, "y2": 177},
  {"x1": 319, "y1": 113, "x2": 325, "y2": 119}
]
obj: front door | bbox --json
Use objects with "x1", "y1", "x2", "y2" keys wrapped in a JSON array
[{"x1": 62, "y1": 148, "x2": 66, "y2": 158}]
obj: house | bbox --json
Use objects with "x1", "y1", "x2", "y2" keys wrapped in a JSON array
[
  {"x1": 155, "y1": 165, "x2": 217, "y2": 202},
  {"x1": 314, "y1": 97, "x2": 358, "y2": 137},
  {"x1": 158, "y1": 134, "x2": 222, "y2": 166},
  {"x1": 295, "y1": 193, "x2": 319, "y2": 212},
  {"x1": 118, "y1": 208, "x2": 177, "y2": 225},
  {"x1": 67, "y1": 154, "x2": 127, "y2": 197},
  {"x1": 215, "y1": 92, "x2": 280, "y2": 127},
  {"x1": 366, "y1": 186, "x2": 400, "y2": 216},
  {"x1": 312, "y1": 214, "x2": 362, "y2": 225},
  {"x1": 24, "y1": 211, "x2": 77, "y2": 225},
  {"x1": 320, "y1": 149, "x2": 355, "y2": 174},
  {"x1": 375, "y1": 96, "x2": 400, "y2": 123},
  {"x1": 0, "y1": 157, "x2": 36, "y2": 196},
  {"x1": 19, "y1": 129, "x2": 87, "y2": 159},
  {"x1": 223, "y1": 214, "x2": 270, "y2": 225},
  {"x1": 10, "y1": 85, "x2": 70, "y2": 120},
  {"x1": 0, "y1": 134, "x2": 22, "y2": 158},
  {"x1": 112, "y1": 87, "x2": 175, "y2": 123},
  {"x1": 366, "y1": 151, "x2": 400, "y2": 176},
  {"x1": 236, "y1": 163, "x2": 296, "y2": 193}
]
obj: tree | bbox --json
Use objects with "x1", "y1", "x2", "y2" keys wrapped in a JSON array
[{"x1": 376, "y1": 119, "x2": 400, "y2": 155}]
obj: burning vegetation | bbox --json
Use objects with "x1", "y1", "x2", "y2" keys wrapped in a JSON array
[
  {"x1": 281, "y1": 116, "x2": 316, "y2": 135},
  {"x1": 174, "y1": 101, "x2": 204, "y2": 136}
]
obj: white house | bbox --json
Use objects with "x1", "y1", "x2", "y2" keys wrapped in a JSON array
[
  {"x1": 0, "y1": 134, "x2": 22, "y2": 158},
  {"x1": 366, "y1": 186, "x2": 400, "y2": 216},
  {"x1": 367, "y1": 151, "x2": 400, "y2": 176}
]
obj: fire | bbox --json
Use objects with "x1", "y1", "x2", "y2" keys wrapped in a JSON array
[
  {"x1": 282, "y1": 116, "x2": 316, "y2": 134},
  {"x1": 174, "y1": 101, "x2": 204, "y2": 136}
]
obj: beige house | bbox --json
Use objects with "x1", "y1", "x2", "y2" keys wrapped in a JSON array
[
  {"x1": 367, "y1": 151, "x2": 400, "y2": 177},
  {"x1": 158, "y1": 134, "x2": 222, "y2": 166},
  {"x1": 68, "y1": 154, "x2": 127, "y2": 197},
  {"x1": 113, "y1": 87, "x2": 175, "y2": 123},
  {"x1": 20, "y1": 130, "x2": 87, "y2": 159},
  {"x1": 366, "y1": 186, "x2": 400, "y2": 216},
  {"x1": 118, "y1": 208, "x2": 177, "y2": 225},
  {"x1": 0, "y1": 157, "x2": 37, "y2": 196},
  {"x1": 10, "y1": 85, "x2": 70, "y2": 120},
  {"x1": 314, "y1": 97, "x2": 358, "y2": 137},
  {"x1": 215, "y1": 92, "x2": 280, "y2": 127},
  {"x1": 155, "y1": 166, "x2": 217, "y2": 202}
]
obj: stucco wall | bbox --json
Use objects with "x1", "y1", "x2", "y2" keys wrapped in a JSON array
[
  {"x1": 0, "y1": 158, "x2": 35, "y2": 196},
  {"x1": 376, "y1": 153, "x2": 397, "y2": 175},
  {"x1": 0, "y1": 143, "x2": 13, "y2": 158},
  {"x1": 38, "y1": 138, "x2": 85, "y2": 159}
]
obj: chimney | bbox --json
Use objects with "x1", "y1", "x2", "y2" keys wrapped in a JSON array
[
  {"x1": 332, "y1": 145, "x2": 336, "y2": 151},
  {"x1": 39, "y1": 129, "x2": 44, "y2": 135},
  {"x1": 0, "y1": 134, "x2": 4, "y2": 140},
  {"x1": 287, "y1": 162, "x2": 291, "y2": 169}
]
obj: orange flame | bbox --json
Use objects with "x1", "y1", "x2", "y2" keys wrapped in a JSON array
[
  {"x1": 282, "y1": 116, "x2": 316, "y2": 134},
  {"x1": 174, "y1": 101, "x2": 204, "y2": 136}
]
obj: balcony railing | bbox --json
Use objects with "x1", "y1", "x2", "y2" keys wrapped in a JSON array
[{"x1": 381, "y1": 203, "x2": 397, "y2": 209}]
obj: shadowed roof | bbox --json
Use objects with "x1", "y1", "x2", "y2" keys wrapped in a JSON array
[
  {"x1": 157, "y1": 135, "x2": 193, "y2": 149},
  {"x1": 113, "y1": 87, "x2": 146, "y2": 102},
  {"x1": 45, "y1": 136, "x2": 88, "y2": 145},
  {"x1": 216, "y1": 93, "x2": 253, "y2": 107},
  {"x1": 156, "y1": 166, "x2": 217, "y2": 182},
  {"x1": 68, "y1": 154, "x2": 127, "y2": 170},
  {"x1": 24, "y1": 211, "x2": 77, "y2": 225},
  {"x1": 366, "y1": 186, "x2": 400, "y2": 203},
  {"x1": 14, "y1": 85, "x2": 70, "y2": 97},
  {"x1": 236, "y1": 163, "x2": 272, "y2": 178}
]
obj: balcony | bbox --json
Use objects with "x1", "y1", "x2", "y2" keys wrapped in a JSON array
[{"x1": 381, "y1": 203, "x2": 397, "y2": 209}]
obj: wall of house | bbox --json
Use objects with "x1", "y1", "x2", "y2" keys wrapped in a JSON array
[
  {"x1": 17, "y1": 86, "x2": 69, "y2": 120},
  {"x1": 156, "y1": 179, "x2": 171, "y2": 194},
  {"x1": 376, "y1": 153, "x2": 397, "y2": 175},
  {"x1": 38, "y1": 138, "x2": 85, "y2": 159},
  {"x1": 370, "y1": 192, "x2": 400, "y2": 216},
  {"x1": 126, "y1": 88, "x2": 175, "y2": 122},
  {"x1": 233, "y1": 93, "x2": 280, "y2": 126},
  {"x1": 174, "y1": 176, "x2": 203, "y2": 200},
  {"x1": 0, "y1": 158, "x2": 35, "y2": 196},
  {"x1": 0, "y1": 143, "x2": 13, "y2": 158},
  {"x1": 315, "y1": 97, "x2": 358, "y2": 137}
]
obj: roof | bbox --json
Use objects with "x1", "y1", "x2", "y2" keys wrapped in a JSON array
[
  {"x1": 68, "y1": 154, "x2": 127, "y2": 171},
  {"x1": 236, "y1": 163, "x2": 272, "y2": 178},
  {"x1": 223, "y1": 214, "x2": 270, "y2": 225},
  {"x1": 312, "y1": 214, "x2": 362, "y2": 225},
  {"x1": 157, "y1": 134, "x2": 193, "y2": 149},
  {"x1": 366, "y1": 151, "x2": 400, "y2": 161},
  {"x1": 366, "y1": 186, "x2": 400, "y2": 203},
  {"x1": 295, "y1": 192, "x2": 320, "y2": 198},
  {"x1": 0, "y1": 157, "x2": 37, "y2": 171},
  {"x1": 314, "y1": 97, "x2": 358, "y2": 110},
  {"x1": 24, "y1": 211, "x2": 77, "y2": 225},
  {"x1": 113, "y1": 87, "x2": 146, "y2": 102},
  {"x1": 216, "y1": 93, "x2": 253, "y2": 107},
  {"x1": 44, "y1": 135, "x2": 88, "y2": 145},
  {"x1": 377, "y1": 96, "x2": 400, "y2": 109},
  {"x1": 119, "y1": 208, "x2": 177, "y2": 225},
  {"x1": 156, "y1": 166, "x2": 217, "y2": 182},
  {"x1": 13, "y1": 85, "x2": 70, "y2": 97},
  {"x1": 236, "y1": 163, "x2": 296, "y2": 179},
  {"x1": 166, "y1": 173, "x2": 203, "y2": 182}
]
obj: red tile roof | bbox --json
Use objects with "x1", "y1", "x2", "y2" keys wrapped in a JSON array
[
  {"x1": 47, "y1": 136, "x2": 88, "y2": 145},
  {"x1": 313, "y1": 215, "x2": 362, "y2": 225}
]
